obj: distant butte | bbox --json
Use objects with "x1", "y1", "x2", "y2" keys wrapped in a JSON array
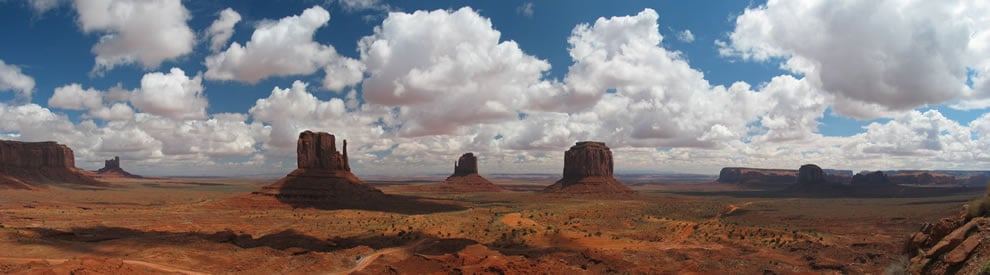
[
  {"x1": 252, "y1": 131, "x2": 387, "y2": 207},
  {"x1": 544, "y1": 141, "x2": 637, "y2": 197},
  {"x1": 0, "y1": 139, "x2": 104, "y2": 189},
  {"x1": 94, "y1": 156, "x2": 142, "y2": 178},
  {"x1": 440, "y1": 153, "x2": 504, "y2": 192}
]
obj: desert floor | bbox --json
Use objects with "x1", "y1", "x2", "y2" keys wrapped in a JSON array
[{"x1": 0, "y1": 177, "x2": 980, "y2": 274}]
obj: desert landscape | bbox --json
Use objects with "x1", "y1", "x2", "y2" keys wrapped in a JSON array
[
  {"x1": 3, "y1": 1, "x2": 990, "y2": 274},
  {"x1": 1, "y1": 134, "x2": 988, "y2": 274}
]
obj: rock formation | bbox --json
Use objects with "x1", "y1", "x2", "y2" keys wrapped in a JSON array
[
  {"x1": 252, "y1": 131, "x2": 388, "y2": 208},
  {"x1": 452, "y1": 153, "x2": 479, "y2": 176},
  {"x1": 905, "y1": 207, "x2": 990, "y2": 273},
  {"x1": 0, "y1": 139, "x2": 104, "y2": 189},
  {"x1": 889, "y1": 171, "x2": 957, "y2": 185},
  {"x1": 544, "y1": 141, "x2": 636, "y2": 196},
  {"x1": 717, "y1": 167, "x2": 797, "y2": 185},
  {"x1": 440, "y1": 153, "x2": 504, "y2": 192},
  {"x1": 797, "y1": 164, "x2": 827, "y2": 185},
  {"x1": 850, "y1": 171, "x2": 892, "y2": 186},
  {"x1": 786, "y1": 164, "x2": 848, "y2": 195},
  {"x1": 95, "y1": 156, "x2": 142, "y2": 178}
]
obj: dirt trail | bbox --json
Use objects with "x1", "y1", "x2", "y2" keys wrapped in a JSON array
[
  {"x1": 0, "y1": 256, "x2": 208, "y2": 275},
  {"x1": 330, "y1": 239, "x2": 429, "y2": 275},
  {"x1": 711, "y1": 200, "x2": 764, "y2": 221}
]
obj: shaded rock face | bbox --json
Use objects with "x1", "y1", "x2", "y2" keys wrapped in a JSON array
[
  {"x1": 851, "y1": 171, "x2": 892, "y2": 186},
  {"x1": 545, "y1": 141, "x2": 635, "y2": 196},
  {"x1": 452, "y1": 153, "x2": 479, "y2": 176},
  {"x1": 0, "y1": 140, "x2": 75, "y2": 168},
  {"x1": 797, "y1": 164, "x2": 826, "y2": 185},
  {"x1": 253, "y1": 131, "x2": 388, "y2": 208},
  {"x1": 717, "y1": 167, "x2": 797, "y2": 185},
  {"x1": 889, "y1": 172, "x2": 956, "y2": 186},
  {"x1": 562, "y1": 141, "x2": 613, "y2": 179},
  {"x1": 442, "y1": 153, "x2": 503, "y2": 192},
  {"x1": 95, "y1": 156, "x2": 141, "y2": 178},
  {"x1": 296, "y1": 131, "x2": 349, "y2": 172},
  {"x1": 101, "y1": 156, "x2": 120, "y2": 171},
  {"x1": 0, "y1": 139, "x2": 103, "y2": 188}
]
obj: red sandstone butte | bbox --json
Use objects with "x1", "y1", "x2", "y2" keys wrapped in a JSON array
[
  {"x1": 441, "y1": 153, "x2": 504, "y2": 192},
  {"x1": 95, "y1": 156, "x2": 142, "y2": 178},
  {"x1": 252, "y1": 131, "x2": 386, "y2": 206},
  {"x1": 0, "y1": 139, "x2": 104, "y2": 189},
  {"x1": 544, "y1": 141, "x2": 636, "y2": 196}
]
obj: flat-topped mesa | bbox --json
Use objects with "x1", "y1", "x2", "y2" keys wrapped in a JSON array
[
  {"x1": 296, "y1": 130, "x2": 350, "y2": 172},
  {"x1": 453, "y1": 153, "x2": 479, "y2": 176},
  {"x1": 851, "y1": 171, "x2": 892, "y2": 186},
  {"x1": 561, "y1": 141, "x2": 614, "y2": 180},
  {"x1": 545, "y1": 141, "x2": 635, "y2": 196},
  {"x1": 0, "y1": 139, "x2": 103, "y2": 188},
  {"x1": 0, "y1": 140, "x2": 75, "y2": 168}
]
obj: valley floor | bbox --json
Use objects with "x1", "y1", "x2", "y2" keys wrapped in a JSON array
[{"x1": 0, "y1": 178, "x2": 978, "y2": 274}]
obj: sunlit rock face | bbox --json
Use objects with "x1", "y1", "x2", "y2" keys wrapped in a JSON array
[{"x1": 545, "y1": 141, "x2": 636, "y2": 196}]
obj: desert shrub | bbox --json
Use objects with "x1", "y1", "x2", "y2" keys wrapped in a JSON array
[
  {"x1": 967, "y1": 198, "x2": 989, "y2": 218},
  {"x1": 882, "y1": 256, "x2": 909, "y2": 275},
  {"x1": 981, "y1": 260, "x2": 990, "y2": 275},
  {"x1": 968, "y1": 185, "x2": 990, "y2": 218}
]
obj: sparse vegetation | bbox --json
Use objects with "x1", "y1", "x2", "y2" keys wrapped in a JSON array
[{"x1": 967, "y1": 184, "x2": 990, "y2": 218}]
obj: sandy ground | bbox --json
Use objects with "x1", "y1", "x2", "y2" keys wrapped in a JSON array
[{"x1": 0, "y1": 177, "x2": 979, "y2": 274}]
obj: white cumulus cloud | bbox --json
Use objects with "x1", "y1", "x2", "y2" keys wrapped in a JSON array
[
  {"x1": 358, "y1": 7, "x2": 553, "y2": 137},
  {"x1": 0, "y1": 59, "x2": 35, "y2": 99},
  {"x1": 206, "y1": 8, "x2": 242, "y2": 53},
  {"x1": 130, "y1": 68, "x2": 208, "y2": 120},
  {"x1": 73, "y1": 0, "x2": 195, "y2": 73},
  {"x1": 719, "y1": 0, "x2": 990, "y2": 118},
  {"x1": 204, "y1": 6, "x2": 363, "y2": 91}
]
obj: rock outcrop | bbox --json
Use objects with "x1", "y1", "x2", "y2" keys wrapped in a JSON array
[
  {"x1": 440, "y1": 153, "x2": 504, "y2": 192},
  {"x1": 94, "y1": 156, "x2": 142, "y2": 178},
  {"x1": 452, "y1": 153, "x2": 479, "y2": 176},
  {"x1": 905, "y1": 208, "x2": 990, "y2": 274},
  {"x1": 544, "y1": 141, "x2": 636, "y2": 196},
  {"x1": 797, "y1": 164, "x2": 827, "y2": 185},
  {"x1": 717, "y1": 167, "x2": 797, "y2": 185},
  {"x1": 889, "y1": 171, "x2": 957, "y2": 186},
  {"x1": 786, "y1": 164, "x2": 848, "y2": 195},
  {"x1": 0, "y1": 139, "x2": 104, "y2": 189},
  {"x1": 851, "y1": 171, "x2": 892, "y2": 186},
  {"x1": 252, "y1": 131, "x2": 388, "y2": 208}
]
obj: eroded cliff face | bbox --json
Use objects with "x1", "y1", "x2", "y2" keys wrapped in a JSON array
[
  {"x1": 452, "y1": 153, "x2": 479, "y2": 176},
  {"x1": 95, "y1": 156, "x2": 141, "y2": 178},
  {"x1": 545, "y1": 141, "x2": 635, "y2": 196},
  {"x1": 254, "y1": 131, "x2": 386, "y2": 207},
  {"x1": 797, "y1": 164, "x2": 826, "y2": 186},
  {"x1": 851, "y1": 171, "x2": 892, "y2": 186},
  {"x1": 296, "y1": 131, "x2": 350, "y2": 172},
  {"x1": 0, "y1": 139, "x2": 103, "y2": 188},
  {"x1": 561, "y1": 142, "x2": 613, "y2": 180},
  {"x1": 442, "y1": 153, "x2": 503, "y2": 192},
  {"x1": 717, "y1": 167, "x2": 797, "y2": 185},
  {"x1": 0, "y1": 140, "x2": 75, "y2": 169}
]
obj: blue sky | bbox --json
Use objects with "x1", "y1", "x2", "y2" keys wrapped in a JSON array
[{"x1": 0, "y1": 0, "x2": 988, "y2": 176}]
